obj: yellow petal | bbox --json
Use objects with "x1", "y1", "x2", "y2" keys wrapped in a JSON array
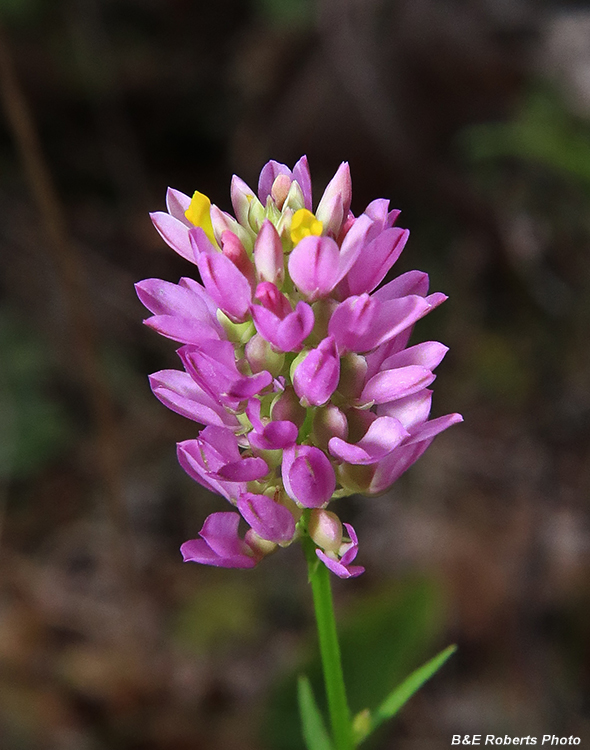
[
  {"x1": 185, "y1": 190, "x2": 217, "y2": 246},
  {"x1": 290, "y1": 208, "x2": 323, "y2": 245}
]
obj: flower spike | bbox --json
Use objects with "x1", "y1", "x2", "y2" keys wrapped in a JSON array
[{"x1": 137, "y1": 156, "x2": 462, "y2": 575}]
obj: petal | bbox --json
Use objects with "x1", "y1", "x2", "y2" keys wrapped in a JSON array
[
  {"x1": 254, "y1": 220, "x2": 284, "y2": 285},
  {"x1": 198, "y1": 512, "x2": 245, "y2": 557},
  {"x1": 187, "y1": 424, "x2": 241, "y2": 465},
  {"x1": 292, "y1": 155, "x2": 313, "y2": 210},
  {"x1": 237, "y1": 493, "x2": 296, "y2": 543},
  {"x1": 166, "y1": 187, "x2": 192, "y2": 224},
  {"x1": 328, "y1": 294, "x2": 377, "y2": 353},
  {"x1": 380, "y1": 341, "x2": 449, "y2": 371},
  {"x1": 346, "y1": 227, "x2": 409, "y2": 295},
  {"x1": 249, "y1": 420, "x2": 299, "y2": 451},
  {"x1": 316, "y1": 162, "x2": 351, "y2": 235},
  {"x1": 143, "y1": 314, "x2": 220, "y2": 346},
  {"x1": 316, "y1": 549, "x2": 364, "y2": 578},
  {"x1": 340, "y1": 523, "x2": 360, "y2": 565},
  {"x1": 135, "y1": 277, "x2": 211, "y2": 318},
  {"x1": 328, "y1": 416, "x2": 409, "y2": 464},
  {"x1": 404, "y1": 412, "x2": 464, "y2": 445},
  {"x1": 275, "y1": 302, "x2": 315, "y2": 352},
  {"x1": 360, "y1": 365, "x2": 435, "y2": 404},
  {"x1": 217, "y1": 456, "x2": 269, "y2": 482},
  {"x1": 231, "y1": 174, "x2": 257, "y2": 225},
  {"x1": 283, "y1": 446, "x2": 336, "y2": 508},
  {"x1": 197, "y1": 249, "x2": 252, "y2": 323},
  {"x1": 334, "y1": 213, "x2": 374, "y2": 283},
  {"x1": 373, "y1": 270, "x2": 430, "y2": 301},
  {"x1": 255, "y1": 281, "x2": 293, "y2": 318},
  {"x1": 181, "y1": 536, "x2": 257, "y2": 568},
  {"x1": 258, "y1": 160, "x2": 292, "y2": 204},
  {"x1": 368, "y1": 442, "x2": 432, "y2": 494},
  {"x1": 150, "y1": 211, "x2": 194, "y2": 263},
  {"x1": 149, "y1": 370, "x2": 239, "y2": 429},
  {"x1": 377, "y1": 389, "x2": 433, "y2": 430},
  {"x1": 288, "y1": 236, "x2": 341, "y2": 300},
  {"x1": 293, "y1": 336, "x2": 340, "y2": 406},
  {"x1": 227, "y1": 370, "x2": 273, "y2": 399}
]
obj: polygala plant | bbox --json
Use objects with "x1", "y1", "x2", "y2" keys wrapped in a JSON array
[{"x1": 136, "y1": 157, "x2": 462, "y2": 750}]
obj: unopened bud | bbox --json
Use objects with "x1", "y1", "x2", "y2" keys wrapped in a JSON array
[
  {"x1": 247, "y1": 195, "x2": 266, "y2": 232},
  {"x1": 254, "y1": 220, "x2": 284, "y2": 286},
  {"x1": 312, "y1": 405, "x2": 348, "y2": 450},
  {"x1": 230, "y1": 174, "x2": 256, "y2": 225},
  {"x1": 316, "y1": 162, "x2": 351, "y2": 237},
  {"x1": 270, "y1": 387, "x2": 307, "y2": 428},
  {"x1": 245, "y1": 333, "x2": 285, "y2": 377},
  {"x1": 271, "y1": 174, "x2": 292, "y2": 209},
  {"x1": 338, "y1": 354, "x2": 368, "y2": 401},
  {"x1": 308, "y1": 509, "x2": 343, "y2": 552},
  {"x1": 282, "y1": 179, "x2": 306, "y2": 212}
]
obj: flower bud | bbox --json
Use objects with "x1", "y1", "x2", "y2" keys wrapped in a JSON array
[
  {"x1": 245, "y1": 333, "x2": 285, "y2": 376},
  {"x1": 271, "y1": 174, "x2": 292, "y2": 209},
  {"x1": 254, "y1": 220, "x2": 284, "y2": 286},
  {"x1": 230, "y1": 175, "x2": 257, "y2": 225},
  {"x1": 338, "y1": 353, "x2": 368, "y2": 401},
  {"x1": 270, "y1": 387, "x2": 307, "y2": 428},
  {"x1": 316, "y1": 162, "x2": 351, "y2": 237},
  {"x1": 283, "y1": 179, "x2": 306, "y2": 212},
  {"x1": 312, "y1": 404, "x2": 348, "y2": 450},
  {"x1": 247, "y1": 194, "x2": 266, "y2": 232},
  {"x1": 308, "y1": 509, "x2": 343, "y2": 552}
]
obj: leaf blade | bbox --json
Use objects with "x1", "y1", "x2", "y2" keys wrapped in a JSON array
[
  {"x1": 371, "y1": 644, "x2": 456, "y2": 732},
  {"x1": 297, "y1": 675, "x2": 334, "y2": 750}
]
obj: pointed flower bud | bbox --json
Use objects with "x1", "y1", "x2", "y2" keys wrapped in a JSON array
[
  {"x1": 312, "y1": 404, "x2": 348, "y2": 450},
  {"x1": 254, "y1": 220, "x2": 285, "y2": 286},
  {"x1": 245, "y1": 333, "x2": 285, "y2": 376},
  {"x1": 316, "y1": 162, "x2": 351, "y2": 237},
  {"x1": 271, "y1": 174, "x2": 292, "y2": 209}
]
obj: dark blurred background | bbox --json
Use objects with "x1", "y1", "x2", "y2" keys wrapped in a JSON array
[{"x1": 1, "y1": 0, "x2": 589, "y2": 748}]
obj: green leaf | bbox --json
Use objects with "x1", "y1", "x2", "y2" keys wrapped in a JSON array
[
  {"x1": 297, "y1": 675, "x2": 334, "y2": 750},
  {"x1": 265, "y1": 576, "x2": 446, "y2": 750},
  {"x1": 367, "y1": 644, "x2": 456, "y2": 739}
]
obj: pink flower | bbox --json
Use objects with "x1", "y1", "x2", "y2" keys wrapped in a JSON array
[{"x1": 137, "y1": 157, "x2": 462, "y2": 578}]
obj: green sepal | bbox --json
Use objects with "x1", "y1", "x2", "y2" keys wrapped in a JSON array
[
  {"x1": 297, "y1": 675, "x2": 334, "y2": 750},
  {"x1": 354, "y1": 644, "x2": 456, "y2": 744}
]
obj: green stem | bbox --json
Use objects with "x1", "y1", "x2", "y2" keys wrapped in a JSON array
[{"x1": 304, "y1": 538, "x2": 353, "y2": 750}]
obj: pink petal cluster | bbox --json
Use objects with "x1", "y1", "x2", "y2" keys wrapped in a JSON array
[{"x1": 137, "y1": 157, "x2": 462, "y2": 578}]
